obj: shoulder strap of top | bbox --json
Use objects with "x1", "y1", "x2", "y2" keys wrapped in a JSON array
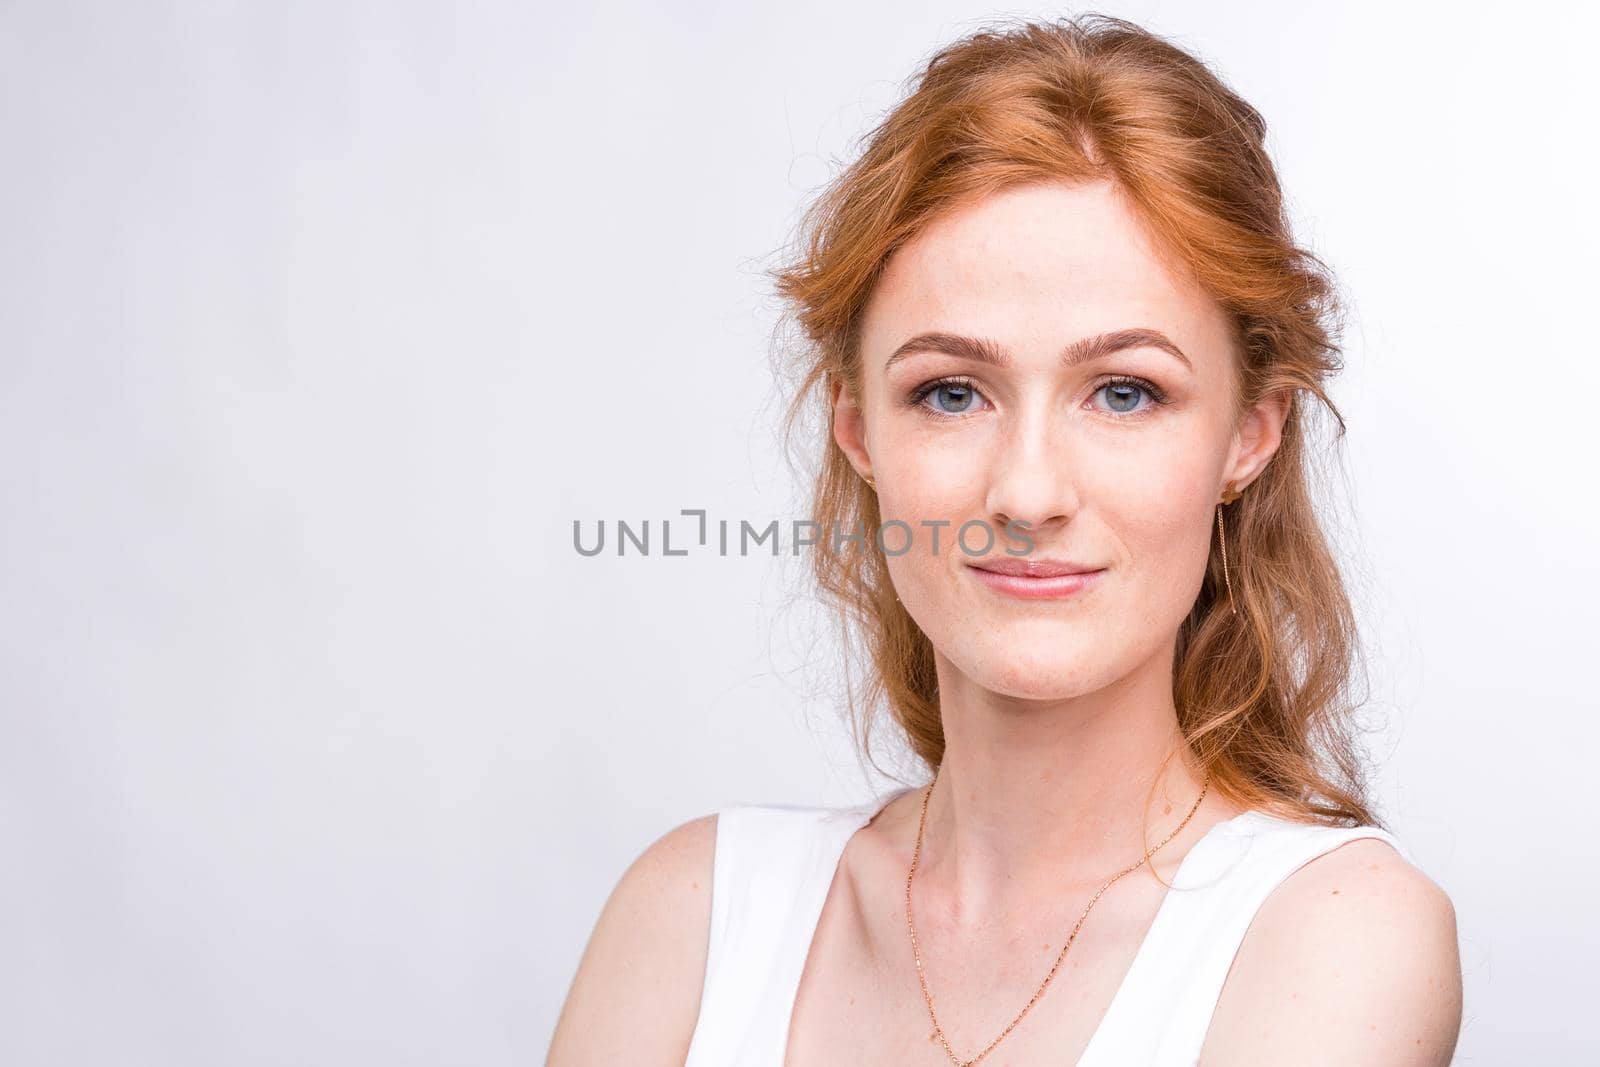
[
  {"x1": 683, "y1": 797, "x2": 885, "y2": 1067},
  {"x1": 1078, "y1": 811, "x2": 1413, "y2": 1066}
]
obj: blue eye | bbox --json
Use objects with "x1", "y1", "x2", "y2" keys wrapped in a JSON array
[
  {"x1": 908, "y1": 375, "x2": 1167, "y2": 419},
  {"x1": 1094, "y1": 376, "x2": 1168, "y2": 415},
  {"x1": 929, "y1": 382, "x2": 976, "y2": 413},
  {"x1": 1100, "y1": 382, "x2": 1146, "y2": 413},
  {"x1": 912, "y1": 377, "x2": 987, "y2": 416}
]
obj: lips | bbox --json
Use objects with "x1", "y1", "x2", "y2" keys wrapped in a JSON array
[
  {"x1": 967, "y1": 557, "x2": 1101, "y2": 578},
  {"x1": 966, "y1": 557, "x2": 1105, "y2": 600}
]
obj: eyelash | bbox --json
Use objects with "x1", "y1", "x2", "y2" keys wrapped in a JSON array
[{"x1": 906, "y1": 374, "x2": 1172, "y2": 418}]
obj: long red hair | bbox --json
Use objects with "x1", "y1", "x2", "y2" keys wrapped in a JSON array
[{"x1": 772, "y1": 14, "x2": 1378, "y2": 827}]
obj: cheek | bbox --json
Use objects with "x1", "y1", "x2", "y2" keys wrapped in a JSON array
[
  {"x1": 1078, "y1": 386, "x2": 1221, "y2": 490},
  {"x1": 874, "y1": 477, "x2": 1000, "y2": 625},
  {"x1": 1115, "y1": 436, "x2": 1215, "y2": 505},
  {"x1": 872, "y1": 406, "x2": 993, "y2": 488},
  {"x1": 1095, "y1": 431, "x2": 1220, "y2": 566},
  {"x1": 863, "y1": 406, "x2": 999, "y2": 617},
  {"x1": 871, "y1": 420, "x2": 996, "y2": 540}
]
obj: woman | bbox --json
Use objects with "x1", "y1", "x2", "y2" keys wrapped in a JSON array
[{"x1": 550, "y1": 14, "x2": 1462, "y2": 1066}]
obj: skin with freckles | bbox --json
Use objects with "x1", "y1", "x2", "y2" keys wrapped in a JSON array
[{"x1": 832, "y1": 177, "x2": 1277, "y2": 710}]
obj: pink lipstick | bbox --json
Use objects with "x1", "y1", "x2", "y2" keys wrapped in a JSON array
[{"x1": 967, "y1": 557, "x2": 1105, "y2": 601}]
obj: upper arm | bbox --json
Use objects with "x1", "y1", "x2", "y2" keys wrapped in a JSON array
[
  {"x1": 1201, "y1": 837, "x2": 1463, "y2": 1067},
  {"x1": 546, "y1": 813, "x2": 718, "y2": 1067}
]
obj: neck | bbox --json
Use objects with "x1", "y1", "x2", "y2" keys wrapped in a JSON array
[{"x1": 916, "y1": 640, "x2": 1218, "y2": 916}]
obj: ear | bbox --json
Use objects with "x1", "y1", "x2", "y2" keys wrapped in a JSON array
[
  {"x1": 1223, "y1": 388, "x2": 1292, "y2": 496},
  {"x1": 829, "y1": 375, "x2": 874, "y2": 482}
]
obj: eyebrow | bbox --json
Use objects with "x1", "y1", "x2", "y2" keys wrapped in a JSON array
[{"x1": 883, "y1": 327, "x2": 1192, "y2": 372}]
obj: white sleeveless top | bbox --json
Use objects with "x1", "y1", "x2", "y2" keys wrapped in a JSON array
[{"x1": 683, "y1": 787, "x2": 1411, "y2": 1066}]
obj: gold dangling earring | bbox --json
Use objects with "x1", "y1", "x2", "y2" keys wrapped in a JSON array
[{"x1": 1217, "y1": 482, "x2": 1243, "y2": 616}]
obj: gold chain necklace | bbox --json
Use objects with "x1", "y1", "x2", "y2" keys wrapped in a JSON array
[{"x1": 903, "y1": 768, "x2": 1212, "y2": 1067}]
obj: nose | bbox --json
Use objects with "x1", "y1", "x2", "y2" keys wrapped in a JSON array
[{"x1": 983, "y1": 401, "x2": 1079, "y2": 538}]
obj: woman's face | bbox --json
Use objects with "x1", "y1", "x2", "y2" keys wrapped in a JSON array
[{"x1": 833, "y1": 179, "x2": 1287, "y2": 701}]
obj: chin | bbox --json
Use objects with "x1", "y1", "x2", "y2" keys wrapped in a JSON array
[{"x1": 944, "y1": 625, "x2": 1110, "y2": 701}]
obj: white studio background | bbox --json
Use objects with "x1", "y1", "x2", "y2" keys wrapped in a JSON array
[{"x1": 1, "y1": 1, "x2": 1595, "y2": 1063}]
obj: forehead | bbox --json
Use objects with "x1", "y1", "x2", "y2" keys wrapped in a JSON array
[{"x1": 860, "y1": 179, "x2": 1233, "y2": 366}]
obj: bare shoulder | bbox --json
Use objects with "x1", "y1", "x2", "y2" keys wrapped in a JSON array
[
  {"x1": 546, "y1": 813, "x2": 719, "y2": 1066},
  {"x1": 1201, "y1": 834, "x2": 1463, "y2": 1066}
]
